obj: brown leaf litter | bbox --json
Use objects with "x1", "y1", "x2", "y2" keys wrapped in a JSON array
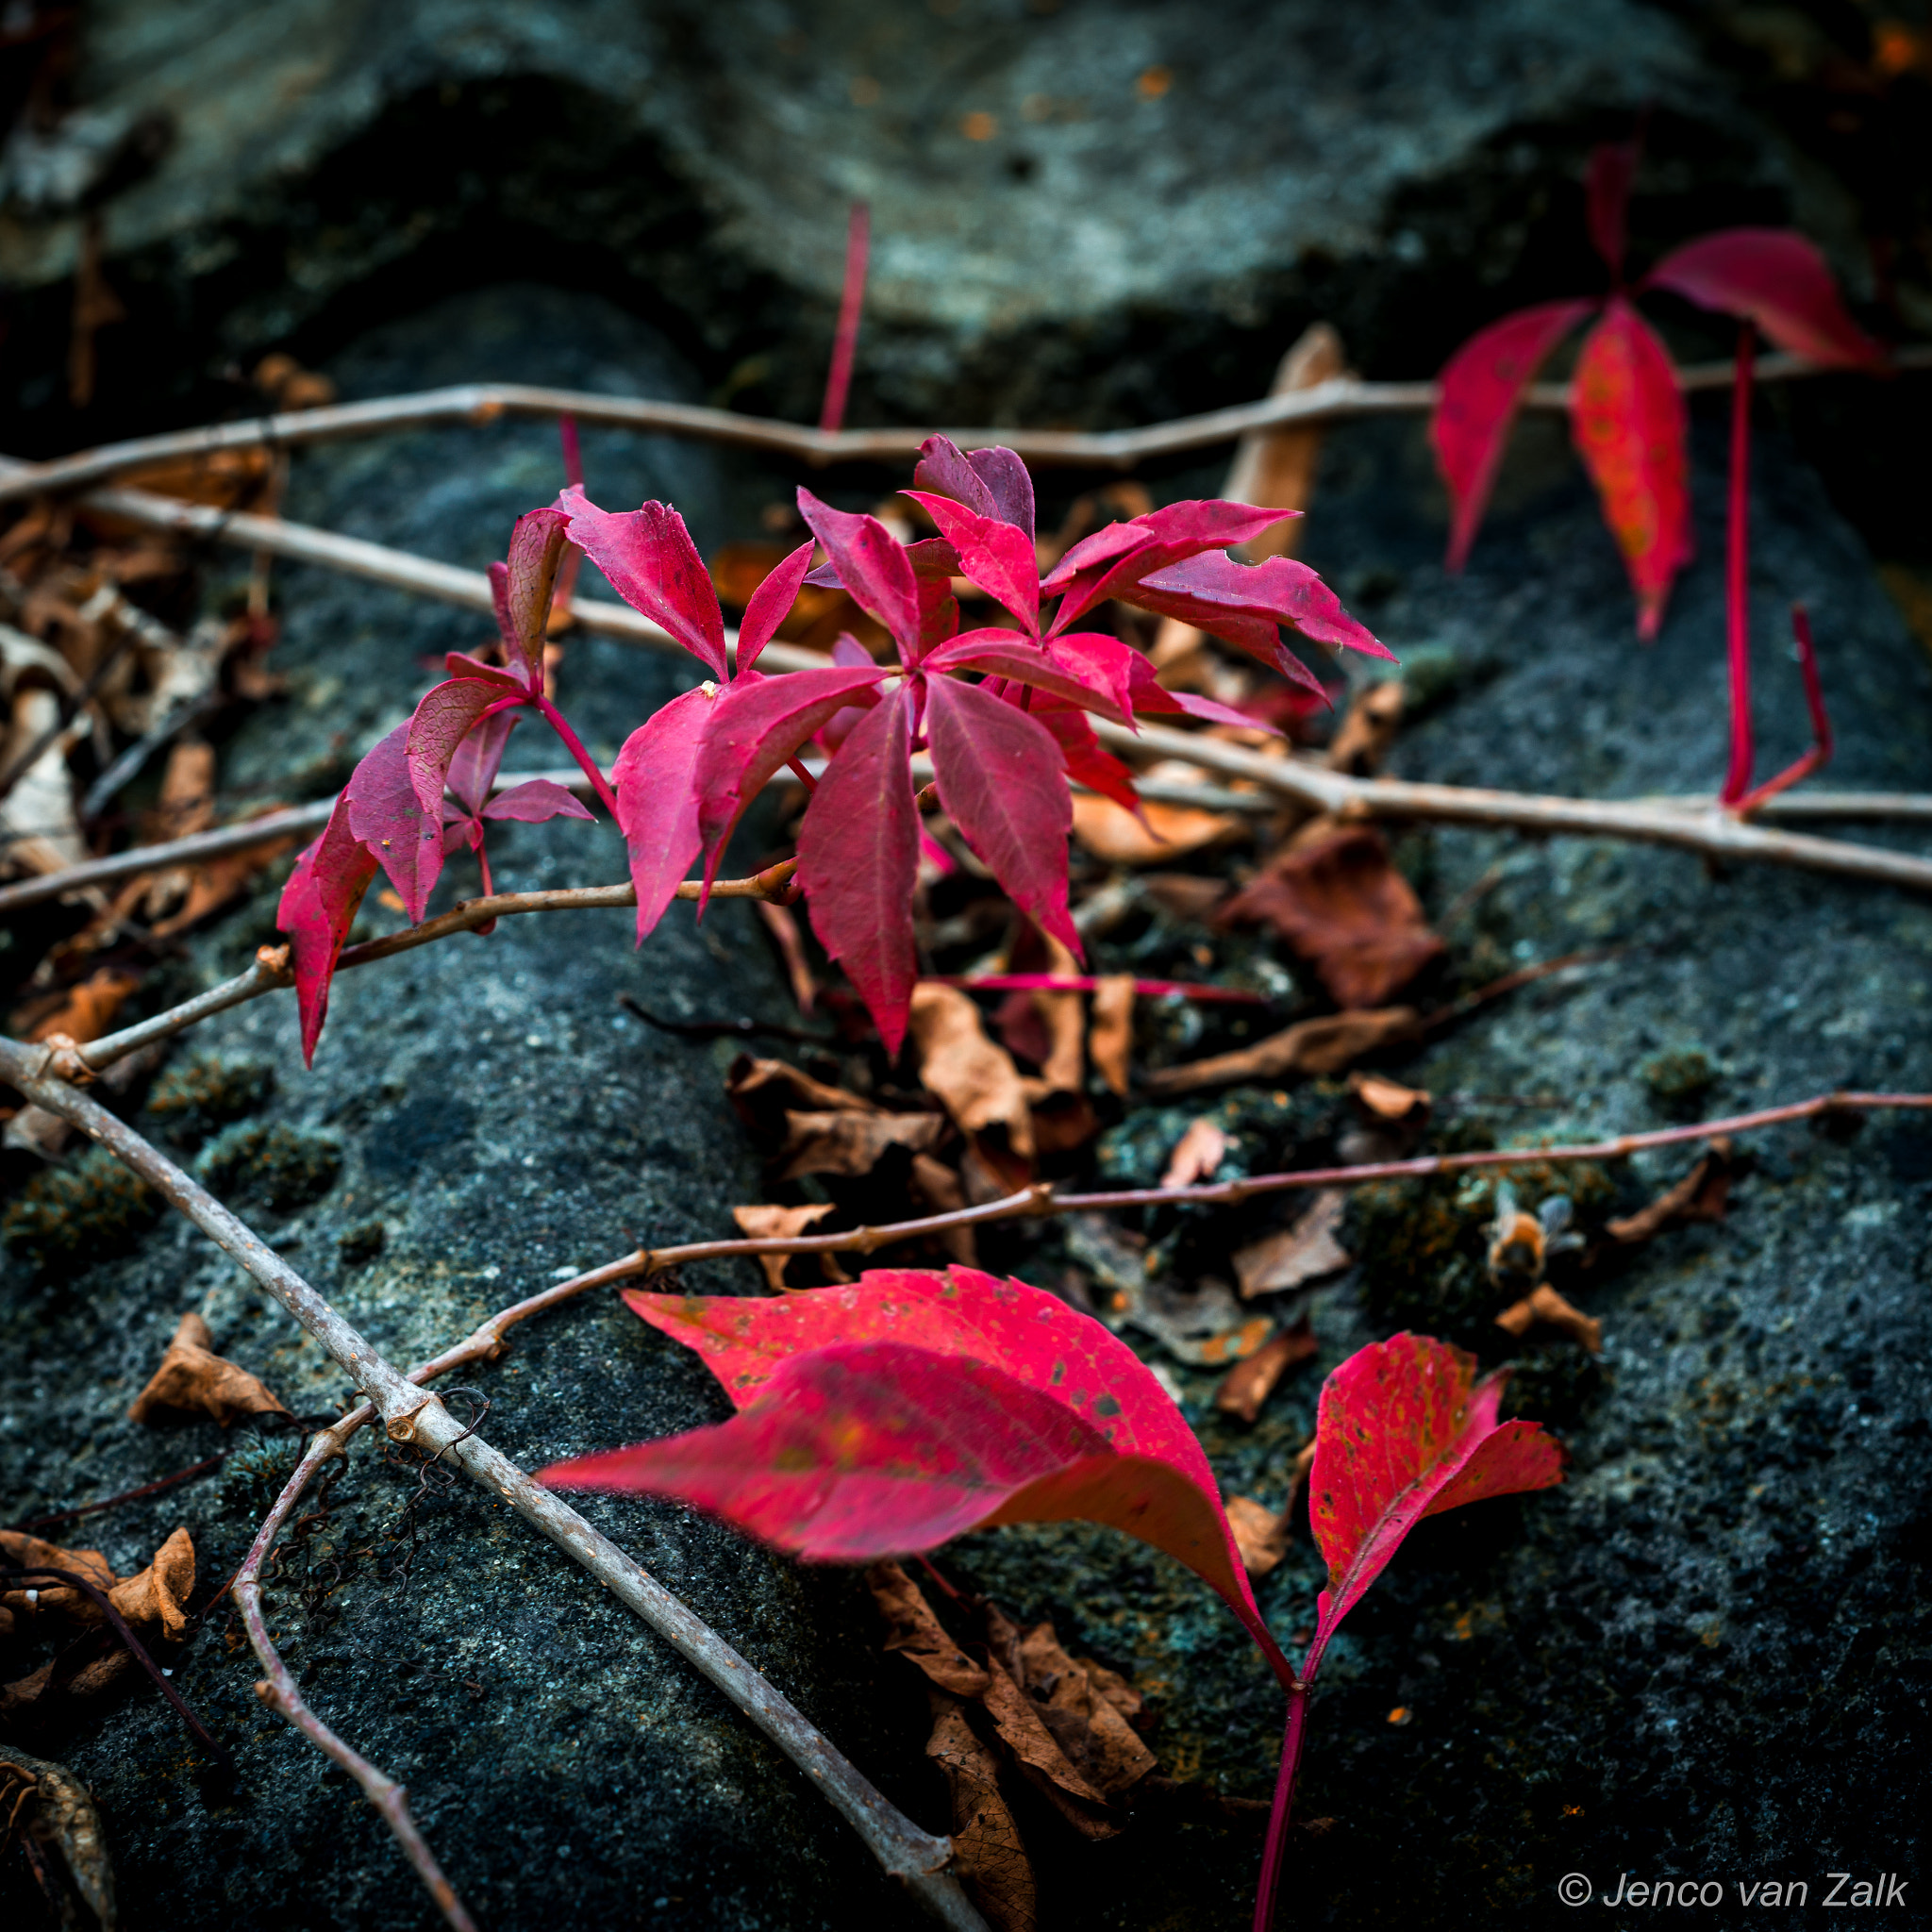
[
  {"x1": 909, "y1": 984, "x2": 1035, "y2": 1168},
  {"x1": 1213, "y1": 1313, "x2": 1319, "y2": 1422},
  {"x1": 728, "y1": 1204, "x2": 853, "y2": 1291},
  {"x1": 1495, "y1": 1284, "x2": 1603, "y2": 1353},
  {"x1": 1143, "y1": 1006, "x2": 1421, "y2": 1095},
  {"x1": 1224, "y1": 1441, "x2": 1318, "y2": 1578},
  {"x1": 1232, "y1": 1190, "x2": 1352, "y2": 1299},
  {"x1": 1087, "y1": 974, "x2": 1136, "y2": 1097},
  {"x1": 126, "y1": 1311, "x2": 289, "y2": 1426},
  {"x1": 1159, "y1": 1116, "x2": 1228, "y2": 1189},
  {"x1": 725, "y1": 1054, "x2": 946, "y2": 1180},
  {"x1": 1606, "y1": 1138, "x2": 1735, "y2": 1243},
  {"x1": 0, "y1": 1746, "x2": 116, "y2": 1932}
]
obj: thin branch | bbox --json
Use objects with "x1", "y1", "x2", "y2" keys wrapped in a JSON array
[
  {"x1": 233, "y1": 1424, "x2": 480, "y2": 1932},
  {"x1": 0, "y1": 1039, "x2": 987, "y2": 1932},
  {"x1": 2, "y1": 346, "x2": 1926, "y2": 499}
]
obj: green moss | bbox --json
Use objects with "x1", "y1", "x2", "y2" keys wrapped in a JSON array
[
  {"x1": 196, "y1": 1121, "x2": 341, "y2": 1210},
  {"x1": 145, "y1": 1053, "x2": 275, "y2": 1144},
  {"x1": 1642, "y1": 1048, "x2": 1716, "y2": 1116},
  {"x1": 2, "y1": 1147, "x2": 158, "y2": 1271},
  {"x1": 221, "y1": 1434, "x2": 304, "y2": 1510}
]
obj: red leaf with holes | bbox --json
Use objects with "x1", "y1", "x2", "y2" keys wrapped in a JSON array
[
  {"x1": 903, "y1": 490, "x2": 1041, "y2": 629},
  {"x1": 1432, "y1": 299, "x2": 1598, "y2": 572},
  {"x1": 1304, "y1": 1332, "x2": 1564, "y2": 1677},
  {"x1": 924, "y1": 674, "x2": 1080, "y2": 959},
  {"x1": 1569, "y1": 297, "x2": 1693, "y2": 639},
  {"x1": 585, "y1": 1265, "x2": 1288, "y2": 1676},
  {"x1": 1643, "y1": 228, "x2": 1888, "y2": 372},
  {"x1": 558, "y1": 489, "x2": 728, "y2": 677},
  {"x1": 796, "y1": 490, "x2": 923, "y2": 657},
  {"x1": 489, "y1": 508, "x2": 572, "y2": 682},
  {"x1": 406, "y1": 678, "x2": 518, "y2": 815},
  {"x1": 276, "y1": 795, "x2": 378, "y2": 1068},
  {"x1": 735, "y1": 538, "x2": 816, "y2": 675},
  {"x1": 343, "y1": 722, "x2": 445, "y2": 923},
  {"x1": 796, "y1": 682, "x2": 922, "y2": 1052}
]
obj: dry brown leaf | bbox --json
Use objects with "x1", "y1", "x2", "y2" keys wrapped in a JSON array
[
  {"x1": 925, "y1": 1694, "x2": 1037, "y2": 1932},
  {"x1": 1144, "y1": 1007, "x2": 1421, "y2": 1095},
  {"x1": 909, "y1": 984, "x2": 1035, "y2": 1164},
  {"x1": 1070, "y1": 788, "x2": 1241, "y2": 866},
  {"x1": 1218, "y1": 825, "x2": 1445, "y2": 1008},
  {"x1": 1213, "y1": 1314, "x2": 1318, "y2": 1421},
  {"x1": 726, "y1": 1055, "x2": 875, "y2": 1144},
  {"x1": 1225, "y1": 321, "x2": 1349, "y2": 561},
  {"x1": 146, "y1": 839, "x2": 298, "y2": 939},
  {"x1": 907, "y1": 1153, "x2": 977, "y2": 1265},
  {"x1": 1088, "y1": 974, "x2": 1135, "y2": 1097},
  {"x1": 772, "y1": 1108, "x2": 946, "y2": 1180},
  {"x1": 1606, "y1": 1139, "x2": 1735, "y2": 1244},
  {"x1": 1233, "y1": 1191, "x2": 1352, "y2": 1299},
  {"x1": 1351, "y1": 1071, "x2": 1430, "y2": 1124},
  {"x1": 867, "y1": 1561, "x2": 991, "y2": 1697},
  {"x1": 1011, "y1": 1618, "x2": 1157, "y2": 1798},
  {"x1": 1140, "y1": 873, "x2": 1232, "y2": 924},
  {"x1": 17, "y1": 967, "x2": 142, "y2": 1047},
  {"x1": 1325, "y1": 680, "x2": 1406, "y2": 775},
  {"x1": 1496, "y1": 1283, "x2": 1604, "y2": 1354},
  {"x1": 1225, "y1": 1495, "x2": 1292, "y2": 1577},
  {"x1": 977, "y1": 1644, "x2": 1118, "y2": 1836},
  {"x1": 729, "y1": 1203, "x2": 846, "y2": 1291},
  {"x1": 753, "y1": 899, "x2": 818, "y2": 1014},
  {"x1": 0, "y1": 1747, "x2": 117, "y2": 1932},
  {"x1": 126, "y1": 1311, "x2": 289, "y2": 1427},
  {"x1": 1159, "y1": 1116, "x2": 1227, "y2": 1190},
  {"x1": 1030, "y1": 940, "x2": 1085, "y2": 1096},
  {"x1": 0, "y1": 1534, "x2": 116, "y2": 1636},
  {"x1": 106, "y1": 1527, "x2": 195, "y2": 1643}
]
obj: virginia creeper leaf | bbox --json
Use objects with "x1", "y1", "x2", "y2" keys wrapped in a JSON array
[
  {"x1": 613, "y1": 684, "x2": 714, "y2": 941},
  {"x1": 276, "y1": 795, "x2": 377, "y2": 1068},
  {"x1": 965, "y1": 445, "x2": 1035, "y2": 539},
  {"x1": 1569, "y1": 297, "x2": 1692, "y2": 639},
  {"x1": 491, "y1": 507, "x2": 571, "y2": 681},
  {"x1": 1044, "y1": 500, "x2": 1294, "y2": 633},
  {"x1": 924, "y1": 631, "x2": 1128, "y2": 723},
  {"x1": 796, "y1": 490, "x2": 922, "y2": 656},
  {"x1": 1026, "y1": 695, "x2": 1143, "y2": 815},
  {"x1": 924, "y1": 674, "x2": 1081, "y2": 959},
  {"x1": 1586, "y1": 139, "x2": 1639, "y2": 279},
  {"x1": 1137, "y1": 552, "x2": 1394, "y2": 663},
  {"x1": 1305, "y1": 1332, "x2": 1564, "y2": 1677},
  {"x1": 481, "y1": 779, "x2": 595, "y2": 824},
  {"x1": 558, "y1": 489, "x2": 728, "y2": 678},
  {"x1": 406, "y1": 678, "x2": 519, "y2": 815},
  {"x1": 735, "y1": 538, "x2": 816, "y2": 675},
  {"x1": 343, "y1": 722, "x2": 444, "y2": 923},
  {"x1": 911, "y1": 434, "x2": 1000, "y2": 520},
  {"x1": 796, "y1": 683, "x2": 921, "y2": 1053},
  {"x1": 1431, "y1": 299, "x2": 1598, "y2": 572},
  {"x1": 1643, "y1": 228, "x2": 1888, "y2": 371},
  {"x1": 902, "y1": 491, "x2": 1040, "y2": 628},
  {"x1": 445, "y1": 708, "x2": 518, "y2": 817}
]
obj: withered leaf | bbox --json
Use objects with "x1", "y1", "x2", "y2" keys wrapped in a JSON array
[
  {"x1": 729, "y1": 1203, "x2": 849, "y2": 1291},
  {"x1": 1029, "y1": 940, "x2": 1085, "y2": 1096},
  {"x1": 1350, "y1": 1071, "x2": 1430, "y2": 1124},
  {"x1": 0, "y1": 1747, "x2": 116, "y2": 1932},
  {"x1": 1213, "y1": 1314, "x2": 1318, "y2": 1421},
  {"x1": 1087, "y1": 974, "x2": 1135, "y2": 1097},
  {"x1": 1233, "y1": 1191, "x2": 1351, "y2": 1299},
  {"x1": 925, "y1": 1694, "x2": 1037, "y2": 1932},
  {"x1": 1010, "y1": 1617, "x2": 1156, "y2": 1798},
  {"x1": 867, "y1": 1561, "x2": 991, "y2": 1697},
  {"x1": 1325, "y1": 679, "x2": 1405, "y2": 775},
  {"x1": 1070, "y1": 789, "x2": 1242, "y2": 867},
  {"x1": 907, "y1": 1153, "x2": 977, "y2": 1266},
  {"x1": 772, "y1": 1108, "x2": 946, "y2": 1180},
  {"x1": 1606, "y1": 1138, "x2": 1734, "y2": 1244},
  {"x1": 14, "y1": 967, "x2": 142, "y2": 1047},
  {"x1": 1217, "y1": 825, "x2": 1444, "y2": 1008},
  {"x1": 127, "y1": 1311, "x2": 289, "y2": 1427},
  {"x1": 1495, "y1": 1283, "x2": 1603, "y2": 1354},
  {"x1": 1140, "y1": 873, "x2": 1233, "y2": 924},
  {"x1": 1225, "y1": 1495, "x2": 1291, "y2": 1577},
  {"x1": 726, "y1": 1055, "x2": 875, "y2": 1146},
  {"x1": 0, "y1": 1534, "x2": 115, "y2": 1636},
  {"x1": 104, "y1": 1526, "x2": 195, "y2": 1643},
  {"x1": 1144, "y1": 1007, "x2": 1421, "y2": 1095},
  {"x1": 1159, "y1": 1116, "x2": 1227, "y2": 1190},
  {"x1": 909, "y1": 984, "x2": 1035, "y2": 1164}
]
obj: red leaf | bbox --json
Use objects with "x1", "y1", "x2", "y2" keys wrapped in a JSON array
[
  {"x1": 1643, "y1": 228, "x2": 1888, "y2": 372},
  {"x1": 1043, "y1": 499, "x2": 1293, "y2": 632},
  {"x1": 445, "y1": 708, "x2": 518, "y2": 816},
  {"x1": 924, "y1": 630, "x2": 1128, "y2": 723},
  {"x1": 480, "y1": 779, "x2": 595, "y2": 824},
  {"x1": 691, "y1": 664, "x2": 888, "y2": 888},
  {"x1": 275, "y1": 795, "x2": 377, "y2": 1068},
  {"x1": 613, "y1": 684, "x2": 713, "y2": 941},
  {"x1": 1586, "y1": 139, "x2": 1639, "y2": 279},
  {"x1": 490, "y1": 508, "x2": 571, "y2": 681},
  {"x1": 343, "y1": 722, "x2": 445, "y2": 923},
  {"x1": 1431, "y1": 299, "x2": 1598, "y2": 572},
  {"x1": 1304, "y1": 1333, "x2": 1564, "y2": 1677},
  {"x1": 903, "y1": 491, "x2": 1040, "y2": 629},
  {"x1": 1027, "y1": 697, "x2": 1142, "y2": 814},
  {"x1": 558, "y1": 489, "x2": 728, "y2": 678},
  {"x1": 735, "y1": 538, "x2": 816, "y2": 675},
  {"x1": 1569, "y1": 298, "x2": 1693, "y2": 639},
  {"x1": 405, "y1": 678, "x2": 519, "y2": 815},
  {"x1": 796, "y1": 683, "x2": 921, "y2": 1053},
  {"x1": 796, "y1": 490, "x2": 922, "y2": 657},
  {"x1": 912, "y1": 435, "x2": 1036, "y2": 537},
  {"x1": 610, "y1": 1265, "x2": 1286, "y2": 1674},
  {"x1": 924, "y1": 675, "x2": 1081, "y2": 960},
  {"x1": 1137, "y1": 552, "x2": 1394, "y2": 664}
]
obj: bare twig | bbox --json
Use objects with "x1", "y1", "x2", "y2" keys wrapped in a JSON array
[
  {"x1": 1, "y1": 345, "x2": 1926, "y2": 501},
  {"x1": 0, "y1": 1039, "x2": 986, "y2": 1932}
]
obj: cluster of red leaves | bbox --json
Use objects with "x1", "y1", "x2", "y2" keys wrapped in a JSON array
[{"x1": 1433, "y1": 140, "x2": 1888, "y2": 636}]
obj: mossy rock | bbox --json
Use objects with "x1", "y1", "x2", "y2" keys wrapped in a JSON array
[
  {"x1": 144, "y1": 1052, "x2": 275, "y2": 1145},
  {"x1": 1, "y1": 1146, "x2": 159, "y2": 1271},
  {"x1": 194, "y1": 1121, "x2": 342, "y2": 1210}
]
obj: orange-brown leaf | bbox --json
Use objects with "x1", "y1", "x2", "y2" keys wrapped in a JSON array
[{"x1": 127, "y1": 1312, "x2": 289, "y2": 1427}]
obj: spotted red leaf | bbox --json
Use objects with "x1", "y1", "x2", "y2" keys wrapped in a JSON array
[
  {"x1": 795, "y1": 682, "x2": 921, "y2": 1053},
  {"x1": 1643, "y1": 227, "x2": 1888, "y2": 372},
  {"x1": 276, "y1": 795, "x2": 377, "y2": 1068},
  {"x1": 924, "y1": 673, "x2": 1080, "y2": 960},
  {"x1": 558, "y1": 489, "x2": 728, "y2": 678},
  {"x1": 600, "y1": 1265, "x2": 1289, "y2": 1677},
  {"x1": 1431, "y1": 299, "x2": 1598, "y2": 572},
  {"x1": 1569, "y1": 297, "x2": 1693, "y2": 639},
  {"x1": 1304, "y1": 1332, "x2": 1564, "y2": 1677}
]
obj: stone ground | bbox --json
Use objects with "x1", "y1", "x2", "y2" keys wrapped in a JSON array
[{"x1": 1, "y1": 273, "x2": 1927, "y2": 1930}]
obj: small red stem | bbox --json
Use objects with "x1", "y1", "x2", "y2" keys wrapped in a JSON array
[
  {"x1": 818, "y1": 201, "x2": 870, "y2": 436},
  {"x1": 1253, "y1": 1674, "x2": 1311, "y2": 1932},
  {"x1": 1721, "y1": 324, "x2": 1757, "y2": 806},
  {"x1": 784, "y1": 755, "x2": 819, "y2": 792},
  {"x1": 1734, "y1": 604, "x2": 1835, "y2": 815},
  {"x1": 533, "y1": 695, "x2": 620, "y2": 818}
]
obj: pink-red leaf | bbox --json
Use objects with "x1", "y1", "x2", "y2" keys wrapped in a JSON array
[
  {"x1": 1043, "y1": 500, "x2": 1293, "y2": 632},
  {"x1": 902, "y1": 491, "x2": 1040, "y2": 628},
  {"x1": 558, "y1": 489, "x2": 728, "y2": 678},
  {"x1": 1643, "y1": 227, "x2": 1888, "y2": 372},
  {"x1": 275, "y1": 795, "x2": 377, "y2": 1068},
  {"x1": 480, "y1": 778, "x2": 595, "y2": 824},
  {"x1": 1137, "y1": 552, "x2": 1394, "y2": 663},
  {"x1": 1570, "y1": 298, "x2": 1694, "y2": 639},
  {"x1": 1027, "y1": 695, "x2": 1142, "y2": 814},
  {"x1": 613, "y1": 684, "x2": 714, "y2": 941},
  {"x1": 1305, "y1": 1332, "x2": 1564, "y2": 1677},
  {"x1": 796, "y1": 490, "x2": 922, "y2": 657},
  {"x1": 344, "y1": 722, "x2": 445, "y2": 923},
  {"x1": 924, "y1": 630, "x2": 1127, "y2": 724},
  {"x1": 924, "y1": 674, "x2": 1080, "y2": 960},
  {"x1": 491, "y1": 508, "x2": 572, "y2": 681},
  {"x1": 796, "y1": 683, "x2": 921, "y2": 1053},
  {"x1": 613, "y1": 1266, "x2": 1284, "y2": 1674},
  {"x1": 911, "y1": 435, "x2": 1037, "y2": 537},
  {"x1": 405, "y1": 678, "x2": 518, "y2": 815},
  {"x1": 444, "y1": 708, "x2": 518, "y2": 817},
  {"x1": 735, "y1": 538, "x2": 816, "y2": 675},
  {"x1": 1431, "y1": 299, "x2": 1598, "y2": 572},
  {"x1": 1586, "y1": 139, "x2": 1639, "y2": 279}
]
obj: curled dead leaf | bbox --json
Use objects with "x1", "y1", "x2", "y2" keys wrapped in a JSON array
[
  {"x1": 1495, "y1": 1283, "x2": 1603, "y2": 1354},
  {"x1": 1144, "y1": 1007, "x2": 1421, "y2": 1095},
  {"x1": 1325, "y1": 679, "x2": 1405, "y2": 774},
  {"x1": 729, "y1": 1203, "x2": 849, "y2": 1291},
  {"x1": 1213, "y1": 1314, "x2": 1318, "y2": 1421},
  {"x1": 1217, "y1": 825, "x2": 1444, "y2": 1008},
  {"x1": 0, "y1": 1534, "x2": 115, "y2": 1635},
  {"x1": 0, "y1": 1747, "x2": 117, "y2": 1932},
  {"x1": 1233, "y1": 1191, "x2": 1351, "y2": 1300},
  {"x1": 1606, "y1": 1139, "x2": 1735, "y2": 1244},
  {"x1": 127, "y1": 1311, "x2": 289, "y2": 1427},
  {"x1": 909, "y1": 984, "x2": 1034, "y2": 1164},
  {"x1": 105, "y1": 1526, "x2": 195, "y2": 1644},
  {"x1": 1225, "y1": 1495, "x2": 1291, "y2": 1577},
  {"x1": 1070, "y1": 783, "x2": 1242, "y2": 867},
  {"x1": 773, "y1": 1108, "x2": 946, "y2": 1180},
  {"x1": 907, "y1": 1153, "x2": 977, "y2": 1265},
  {"x1": 725, "y1": 1055, "x2": 874, "y2": 1144},
  {"x1": 869, "y1": 1561, "x2": 991, "y2": 1696},
  {"x1": 1008, "y1": 1615, "x2": 1156, "y2": 1799},
  {"x1": 1159, "y1": 1116, "x2": 1227, "y2": 1190},
  {"x1": 1087, "y1": 974, "x2": 1135, "y2": 1097}
]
